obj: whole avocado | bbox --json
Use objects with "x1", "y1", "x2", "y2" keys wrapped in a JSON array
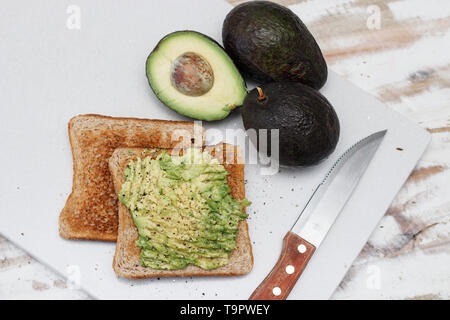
[
  {"x1": 223, "y1": 1, "x2": 327, "y2": 89},
  {"x1": 242, "y1": 82, "x2": 339, "y2": 166}
]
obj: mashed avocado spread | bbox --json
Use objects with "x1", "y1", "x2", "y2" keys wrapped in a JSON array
[{"x1": 119, "y1": 148, "x2": 250, "y2": 270}]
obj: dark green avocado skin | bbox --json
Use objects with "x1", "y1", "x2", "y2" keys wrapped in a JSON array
[
  {"x1": 223, "y1": 1, "x2": 327, "y2": 89},
  {"x1": 242, "y1": 82, "x2": 339, "y2": 166}
]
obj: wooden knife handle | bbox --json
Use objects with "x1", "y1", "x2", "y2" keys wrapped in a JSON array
[{"x1": 249, "y1": 231, "x2": 316, "y2": 300}]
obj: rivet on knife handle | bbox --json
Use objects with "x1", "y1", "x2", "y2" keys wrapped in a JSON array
[{"x1": 249, "y1": 232, "x2": 316, "y2": 300}]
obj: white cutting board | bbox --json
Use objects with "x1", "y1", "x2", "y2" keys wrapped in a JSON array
[{"x1": 0, "y1": 0, "x2": 430, "y2": 299}]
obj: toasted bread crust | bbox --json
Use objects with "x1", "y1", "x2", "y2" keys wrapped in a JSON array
[
  {"x1": 59, "y1": 114, "x2": 205, "y2": 241},
  {"x1": 109, "y1": 144, "x2": 253, "y2": 278}
]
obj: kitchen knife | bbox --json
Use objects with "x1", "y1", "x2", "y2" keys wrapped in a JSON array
[{"x1": 249, "y1": 130, "x2": 387, "y2": 300}]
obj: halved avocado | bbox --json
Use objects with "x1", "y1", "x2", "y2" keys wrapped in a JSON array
[{"x1": 146, "y1": 31, "x2": 247, "y2": 121}]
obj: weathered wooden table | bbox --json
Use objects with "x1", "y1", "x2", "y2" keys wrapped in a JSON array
[{"x1": 1, "y1": 0, "x2": 449, "y2": 299}]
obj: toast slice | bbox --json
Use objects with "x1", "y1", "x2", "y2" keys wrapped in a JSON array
[
  {"x1": 59, "y1": 114, "x2": 205, "y2": 241},
  {"x1": 109, "y1": 143, "x2": 253, "y2": 278}
]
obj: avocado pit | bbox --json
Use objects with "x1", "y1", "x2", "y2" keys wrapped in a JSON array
[{"x1": 170, "y1": 52, "x2": 214, "y2": 97}]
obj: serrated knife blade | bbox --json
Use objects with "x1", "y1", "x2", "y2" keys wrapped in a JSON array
[
  {"x1": 291, "y1": 129, "x2": 387, "y2": 246},
  {"x1": 250, "y1": 130, "x2": 387, "y2": 300}
]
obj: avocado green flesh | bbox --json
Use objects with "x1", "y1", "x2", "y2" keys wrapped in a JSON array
[
  {"x1": 146, "y1": 31, "x2": 247, "y2": 121},
  {"x1": 119, "y1": 148, "x2": 250, "y2": 270}
]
